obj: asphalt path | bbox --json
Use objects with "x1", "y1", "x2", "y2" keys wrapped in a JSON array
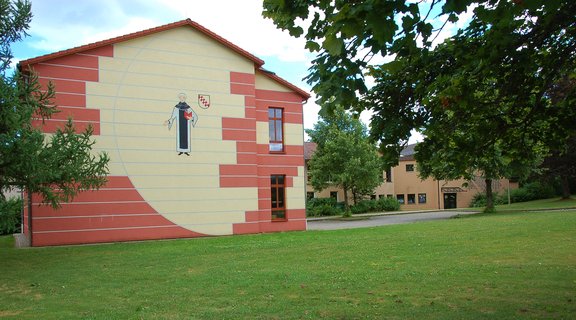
[{"x1": 307, "y1": 210, "x2": 477, "y2": 230}]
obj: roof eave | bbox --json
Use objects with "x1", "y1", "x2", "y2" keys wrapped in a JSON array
[{"x1": 18, "y1": 18, "x2": 265, "y2": 68}]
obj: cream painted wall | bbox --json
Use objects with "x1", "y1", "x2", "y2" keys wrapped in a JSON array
[
  {"x1": 255, "y1": 73, "x2": 290, "y2": 92},
  {"x1": 87, "y1": 27, "x2": 260, "y2": 235}
]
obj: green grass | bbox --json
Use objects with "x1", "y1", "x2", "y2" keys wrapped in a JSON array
[
  {"x1": 495, "y1": 196, "x2": 576, "y2": 211},
  {"x1": 459, "y1": 196, "x2": 576, "y2": 212},
  {"x1": 1, "y1": 211, "x2": 575, "y2": 319}
]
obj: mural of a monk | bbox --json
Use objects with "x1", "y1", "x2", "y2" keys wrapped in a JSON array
[{"x1": 164, "y1": 93, "x2": 198, "y2": 156}]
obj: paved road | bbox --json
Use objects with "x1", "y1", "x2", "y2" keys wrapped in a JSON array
[{"x1": 307, "y1": 210, "x2": 477, "y2": 230}]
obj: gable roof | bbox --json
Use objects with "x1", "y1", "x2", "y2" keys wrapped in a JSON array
[
  {"x1": 399, "y1": 143, "x2": 417, "y2": 161},
  {"x1": 304, "y1": 142, "x2": 317, "y2": 160},
  {"x1": 18, "y1": 19, "x2": 310, "y2": 100}
]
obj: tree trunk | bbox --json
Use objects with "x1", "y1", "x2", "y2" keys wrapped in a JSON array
[
  {"x1": 485, "y1": 178, "x2": 494, "y2": 212},
  {"x1": 561, "y1": 175, "x2": 571, "y2": 199},
  {"x1": 343, "y1": 187, "x2": 351, "y2": 217},
  {"x1": 343, "y1": 187, "x2": 349, "y2": 209}
]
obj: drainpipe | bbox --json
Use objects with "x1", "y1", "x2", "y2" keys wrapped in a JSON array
[
  {"x1": 19, "y1": 188, "x2": 24, "y2": 234},
  {"x1": 27, "y1": 188, "x2": 33, "y2": 247},
  {"x1": 437, "y1": 180, "x2": 441, "y2": 210}
]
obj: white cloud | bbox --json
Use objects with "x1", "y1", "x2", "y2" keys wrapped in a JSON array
[
  {"x1": 158, "y1": 0, "x2": 312, "y2": 63},
  {"x1": 19, "y1": 0, "x2": 473, "y2": 141},
  {"x1": 25, "y1": 0, "x2": 313, "y2": 63},
  {"x1": 21, "y1": 0, "x2": 319, "y2": 132}
]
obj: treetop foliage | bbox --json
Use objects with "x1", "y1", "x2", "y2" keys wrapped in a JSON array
[
  {"x1": 1, "y1": 0, "x2": 109, "y2": 208},
  {"x1": 306, "y1": 106, "x2": 382, "y2": 207},
  {"x1": 264, "y1": 0, "x2": 575, "y2": 211}
]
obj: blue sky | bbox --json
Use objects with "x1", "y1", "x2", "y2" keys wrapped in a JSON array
[
  {"x1": 12, "y1": 0, "x2": 322, "y2": 133},
  {"x1": 12, "y1": 0, "x2": 473, "y2": 142}
]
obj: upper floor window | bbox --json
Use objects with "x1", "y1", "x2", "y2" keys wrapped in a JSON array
[
  {"x1": 269, "y1": 107, "x2": 284, "y2": 152},
  {"x1": 385, "y1": 168, "x2": 392, "y2": 182},
  {"x1": 406, "y1": 164, "x2": 415, "y2": 172}
]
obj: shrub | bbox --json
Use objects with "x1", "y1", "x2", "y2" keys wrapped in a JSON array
[
  {"x1": 377, "y1": 197, "x2": 401, "y2": 211},
  {"x1": 350, "y1": 200, "x2": 373, "y2": 214},
  {"x1": 306, "y1": 197, "x2": 342, "y2": 217},
  {"x1": 509, "y1": 187, "x2": 532, "y2": 203},
  {"x1": 507, "y1": 181, "x2": 558, "y2": 204},
  {"x1": 0, "y1": 197, "x2": 23, "y2": 235},
  {"x1": 350, "y1": 197, "x2": 400, "y2": 214},
  {"x1": 469, "y1": 192, "x2": 506, "y2": 208}
]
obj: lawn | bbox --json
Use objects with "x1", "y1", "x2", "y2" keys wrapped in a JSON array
[
  {"x1": 495, "y1": 196, "x2": 576, "y2": 211},
  {"x1": 1, "y1": 210, "x2": 575, "y2": 319},
  {"x1": 458, "y1": 196, "x2": 576, "y2": 212}
]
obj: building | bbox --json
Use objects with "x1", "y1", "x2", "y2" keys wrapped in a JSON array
[
  {"x1": 18, "y1": 19, "x2": 309, "y2": 246},
  {"x1": 305, "y1": 142, "x2": 517, "y2": 209}
]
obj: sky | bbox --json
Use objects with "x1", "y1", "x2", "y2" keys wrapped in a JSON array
[
  {"x1": 12, "y1": 0, "x2": 471, "y2": 143},
  {"x1": 12, "y1": 0, "x2": 325, "y2": 135}
]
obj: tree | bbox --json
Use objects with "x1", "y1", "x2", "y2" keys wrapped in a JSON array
[
  {"x1": 264, "y1": 0, "x2": 576, "y2": 211},
  {"x1": 539, "y1": 135, "x2": 576, "y2": 199},
  {"x1": 367, "y1": 34, "x2": 548, "y2": 211},
  {"x1": 0, "y1": 0, "x2": 109, "y2": 208},
  {"x1": 307, "y1": 106, "x2": 382, "y2": 212}
]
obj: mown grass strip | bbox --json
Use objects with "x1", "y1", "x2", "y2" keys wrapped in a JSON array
[{"x1": 1, "y1": 210, "x2": 575, "y2": 319}]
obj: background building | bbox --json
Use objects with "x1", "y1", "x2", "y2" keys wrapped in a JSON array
[
  {"x1": 19, "y1": 19, "x2": 309, "y2": 246},
  {"x1": 305, "y1": 142, "x2": 518, "y2": 209}
]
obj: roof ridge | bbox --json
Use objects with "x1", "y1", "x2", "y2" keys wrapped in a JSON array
[
  {"x1": 18, "y1": 19, "x2": 309, "y2": 100},
  {"x1": 18, "y1": 18, "x2": 265, "y2": 67}
]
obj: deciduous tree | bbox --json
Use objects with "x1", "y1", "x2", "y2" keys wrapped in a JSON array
[
  {"x1": 264, "y1": 0, "x2": 576, "y2": 211},
  {"x1": 307, "y1": 106, "x2": 382, "y2": 211}
]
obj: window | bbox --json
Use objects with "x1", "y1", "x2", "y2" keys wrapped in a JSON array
[
  {"x1": 330, "y1": 191, "x2": 338, "y2": 200},
  {"x1": 406, "y1": 164, "x2": 414, "y2": 172},
  {"x1": 378, "y1": 194, "x2": 385, "y2": 199},
  {"x1": 387, "y1": 194, "x2": 393, "y2": 198},
  {"x1": 271, "y1": 175, "x2": 286, "y2": 220},
  {"x1": 385, "y1": 168, "x2": 392, "y2": 182},
  {"x1": 307, "y1": 192, "x2": 315, "y2": 200},
  {"x1": 418, "y1": 193, "x2": 427, "y2": 204},
  {"x1": 268, "y1": 108, "x2": 284, "y2": 152},
  {"x1": 407, "y1": 194, "x2": 415, "y2": 204},
  {"x1": 370, "y1": 194, "x2": 376, "y2": 200},
  {"x1": 396, "y1": 194, "x2": 405, "y2": 204}
]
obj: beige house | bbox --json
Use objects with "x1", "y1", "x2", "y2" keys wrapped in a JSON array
[{"x1": 305, "y1": 142, "x2": 518, "y2": 210}]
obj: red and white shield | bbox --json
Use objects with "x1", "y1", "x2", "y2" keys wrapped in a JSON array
[{"x1": 198, "y1": 94, "x2": 210, "y2": 109}]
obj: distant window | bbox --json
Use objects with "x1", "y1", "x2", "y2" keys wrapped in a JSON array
[
  {"x1": 330, "y1": 191, "x2": 338, "y2": 200},
  {"x1": 406, "y1": 164, "x2": 414, "y2": 172},
  {"x1": 418, "y1": 193, "x2": 427, "y2": 204},
  {"x1": 385, "y1": 168, "x2": 392, "y2": 182},
  {"x1": 396, "y1": 194, "x2": 405, "y2": 204},
  {"x1": 307, "y1": 192, "x2": 314, "y2": 200},
  {"x1": 387, "y1": 194, "x2": 393, "y2": 198},
  {"x1": 370, "y1": 194, "x2": 376, "y2": 200},
  {"x1": 271, "y1": 175, "x2": 286, "y2": 220},
  {"x1": 269, "y1": 107, "x2": 283, "y2": 152},
  {"x1": 378, "y1": 194, "x2": 385, "y2": 199},
  {"x1": 407, "y1": 194, "x2": 416, "y2": 204}
]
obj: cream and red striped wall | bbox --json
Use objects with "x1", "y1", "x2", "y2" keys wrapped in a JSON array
[{"x1": 24, "y1": 26, "x2": 306, "y2": 246}]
